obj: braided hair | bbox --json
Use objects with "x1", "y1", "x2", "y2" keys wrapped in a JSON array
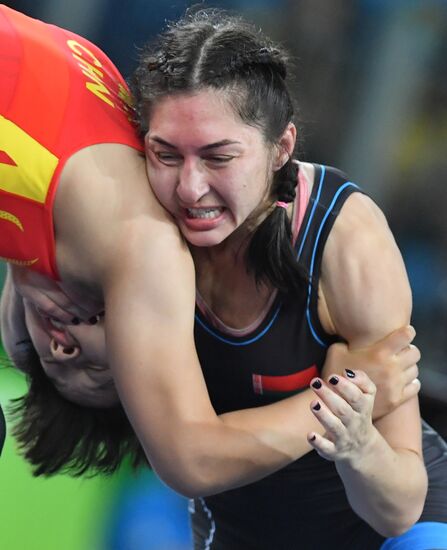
[{"x1": 131, "y1": 8, "x2": 308, "y2": 295}]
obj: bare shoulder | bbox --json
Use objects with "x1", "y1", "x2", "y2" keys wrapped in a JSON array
[
  {"x1": 319, "y1": 192, "x2": 411, "y2": 345},
  {"x1": 53, "y1": 143, "x2": 181, "y2": 283}
]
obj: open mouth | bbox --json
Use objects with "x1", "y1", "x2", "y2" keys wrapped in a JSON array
[
  {"x1": 186, "y1": 207, "x2": 224, "y2": 219},
  {"x1": 41, "y1": 317, "x2": 74, "y2": 347}
]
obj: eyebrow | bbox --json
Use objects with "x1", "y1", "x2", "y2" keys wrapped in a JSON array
[{"x1": 149, "y1": 136, "x2": 242, "y2": 151}]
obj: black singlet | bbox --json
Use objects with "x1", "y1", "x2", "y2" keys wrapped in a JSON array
[{"x1": 191, "y1": 165, "x2": 447, "y2": 550}]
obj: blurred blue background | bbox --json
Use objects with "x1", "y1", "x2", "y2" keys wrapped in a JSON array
[{"x1": 1, "y1": 0, "x2": 447, "y2": 548}]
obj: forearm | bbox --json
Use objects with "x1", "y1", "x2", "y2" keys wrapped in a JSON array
[
  {"x1": 219, "y1": 388, "x2": 323, "y2": 463},
  {"x1": 0, "y1": 268, "x2": 31, "y2": 363},
  {"x1": 336, "y1": 428, "x2": 427, "y2": 537},
  {"x1": 126, "y1": 388, "x2": 323, "y2": 498}
]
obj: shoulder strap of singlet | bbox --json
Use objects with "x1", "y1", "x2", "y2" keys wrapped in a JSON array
[{"x1": 294, "y1": 164, "x2": 364, "y2": 347}]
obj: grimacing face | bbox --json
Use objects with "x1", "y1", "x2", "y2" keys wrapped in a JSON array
[
  {"x1": 144, "y1": 89, "x2": 278, "y2": 249},
  {"x1": 22, "y1": 300, "x2": 119, "y2": 408}
]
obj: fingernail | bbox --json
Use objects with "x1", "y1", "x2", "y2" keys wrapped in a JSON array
[
  {"x1": 345, "y1": 369, "x2": 355, "y2": 378},
  {"x1": 71, "y1": 317, "x2": 80, "y2": 325},
  {"x1": 312, "y1": 402, "x2": 321, "y2": 411},
  {"x1": 310, "y1": 434, "x2": 316, "y2": 442},
  {"x1": 89, "y1": 316, "x2": 98, "y2": 325},
  {"x1": 329, "y1": 376, "x2": 339, "y2": 385},
  {"x1": 311, "y1": 379, "x2": 322, "y2": 389},
  {"x1": 63, "y1": 347, "x2": 74, "y2": 354},
  {"x1": 98, "y1": 311, "x2": 105, "y2": 317}
]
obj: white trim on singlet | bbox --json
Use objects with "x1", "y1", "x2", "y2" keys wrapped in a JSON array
[{"x1": 199, "y1": 497, "x2": 216, "y2": 550}]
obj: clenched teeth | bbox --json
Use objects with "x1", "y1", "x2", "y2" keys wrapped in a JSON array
[{"x1": 187, "y1": 207, "x2": 223, "y2": 219}]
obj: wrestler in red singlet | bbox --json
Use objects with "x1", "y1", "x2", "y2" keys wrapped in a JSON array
[{"x1": 0, "y1": 5, "x2": 143, "y2": 279}]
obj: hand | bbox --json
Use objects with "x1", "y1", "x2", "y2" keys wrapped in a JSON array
[
  {"x1": 307, "y1": 370, "x2": 378, "y2": 464},
  {"x1": 9, "y1": 265, "x2": 100, "y2": 323},
  {"x1": 321, "y1": 326, "x2": 420, "y2": 420}
]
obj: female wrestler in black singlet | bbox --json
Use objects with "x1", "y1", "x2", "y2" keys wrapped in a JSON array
[{"x1": 132, "y1": 9, "x2": 447, "y2": 549}]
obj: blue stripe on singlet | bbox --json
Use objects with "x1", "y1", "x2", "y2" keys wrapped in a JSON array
[
  {"x1": 194, "y1": 305, "x2": 282, "y2": 346},
  {"x1": 193, "y1": 165, "x2": 324, "y2": 346},
  {"x1": 305, "y1": 180, "x2": 359, "y2": 347},
  {"x1": 296, "y1": 165, "x2": 326, "y2": 261}
]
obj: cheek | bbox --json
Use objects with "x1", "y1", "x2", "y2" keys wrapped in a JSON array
[
  {"x1": 23, "y1": 309, "x2": 50, "y2": 357},
  {"x1": 146, "y1": 162, "x2": 174, "y2": 204}
]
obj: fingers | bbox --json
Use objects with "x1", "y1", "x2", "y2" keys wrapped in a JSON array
[
  {"x1": 402, "y1": 363, "x2": 419, "y2": 386},
  {"x1": 340, "y1": 370, "x2": 376, "y2": 396},
  {"x1": 395, "y1": 343, "x2": 421, "y2": 367},
  {"x1": 36, "y1": 299, "x2": 91, "y2": 324},
  {"x1": 376, "y1": 325, "x2": 416, "y2": 355},
  {"x1": 310, "y1": 371, "x2": 375, "y2": 419},
  {"x1": 10, "y1": 266, "x2": 100, "y2": 322},
  {"x1": 401, "y1": 377, "x2": 421, "y2": 402},
  {"x1": 33, "y1": 300, "x2": 75, "y2": 324},
  {"x1": 307, "y1": 431, "x2": 336, "y2": 461}
]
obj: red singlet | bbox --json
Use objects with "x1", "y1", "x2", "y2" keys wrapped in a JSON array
[{"x1": 0, "y1": 5, "x2": 143, "y2": 278}]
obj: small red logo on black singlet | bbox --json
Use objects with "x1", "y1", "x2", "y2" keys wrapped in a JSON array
[{"x1": 253, "y1": 364, "x2": 318, "y2": 396}]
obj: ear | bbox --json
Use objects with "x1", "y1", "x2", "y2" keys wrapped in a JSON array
[{"x1": 273, "y1": 123, "x2": 297, "y2": 171}]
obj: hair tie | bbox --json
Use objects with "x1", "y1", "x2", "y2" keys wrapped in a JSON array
[{"x1": 276, "y1": 201, "x2": 289, "y2": 209}]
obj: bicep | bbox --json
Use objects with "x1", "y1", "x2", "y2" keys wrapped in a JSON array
[
  {"x1": 320, "y1": 193, "x2": 422, "y2": 455},
  {"x1": 320, "y1": 193, "x2": 412, "y2": 344}
]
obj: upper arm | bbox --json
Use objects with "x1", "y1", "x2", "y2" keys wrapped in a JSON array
[
  {"x1": 319, "y1": 192, "x2": 422, "y2": 455},
  {"x1": 101, "y1": 215, "x2": 218, "y2": 481},
  {"x1": 55, "y1": 147, "x2": 219, "y2": 483}
]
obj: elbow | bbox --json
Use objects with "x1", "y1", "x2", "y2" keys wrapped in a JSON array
[
  {"x1": 157, "y1": 473, "x2": 221, "y2": 500},
  {"x1": 151, "y1": 453, "x2": 226, "y2": 499},
  {"x1": 375, "y1": 486, "x2": 427, "y2": 538},
  {"x1": 377, "y1": 512, "x2": 421, "y2": 538}
]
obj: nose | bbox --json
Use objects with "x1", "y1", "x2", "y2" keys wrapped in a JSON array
[
  {"x1": 50, "y1": 339, "x2": 81, "y2": 362},
  {"x1": 176, "y1": 159, "x2": 210, "y2": 204}
]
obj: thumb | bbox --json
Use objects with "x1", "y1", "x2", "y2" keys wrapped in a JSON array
[{"x1": 374, "y1": 325, "x2": 416, "y2": 355}]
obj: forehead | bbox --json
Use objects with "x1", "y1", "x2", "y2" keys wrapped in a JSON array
[{"x1": 149, "y1": 89, "x2": 260, "y2": 141}]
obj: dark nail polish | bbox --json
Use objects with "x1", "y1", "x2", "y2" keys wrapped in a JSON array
[
  {"x1": 345, "y1": 369, "x2": 355, "y2": 378},
  {"x1": 89, "y1": 316, "x2": 98, "y2": 325},
  {"x1": 311, "y1": 379, "x2": 322, "y2": 389},
  {"x1": 312, "y1": 402, "x2": 321, "y2": 411},
  {"x1": 310, "y1": 435, "x2": 316, "y2": 442},
  {"x1": 63, "y1": 347, "x2": 74, "y2": 354},
  {"x1": 98, "y1": 311, "x2": 105, "y2": 317},
  {"x1": 71, "y1": 317, "x2": 80, "y2": 325},
  {"x1": 329, "y1": 376, "x2": 339, "y2": 385}
]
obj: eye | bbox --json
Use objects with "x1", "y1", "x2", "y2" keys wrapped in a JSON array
[
  {"x1": 205, "y1": 155, "x2": 234, "y2": 165},
  {"x1": 155, "y1": 151, "x2": 182, "y2": 165}
]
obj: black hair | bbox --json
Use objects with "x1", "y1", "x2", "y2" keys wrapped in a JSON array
[
  {"x1": 131, "y1": 8, "x2": 308, "y2": 295},
  {"x1": 8, "y1": 345, "x2": 147, "y2": 477}
]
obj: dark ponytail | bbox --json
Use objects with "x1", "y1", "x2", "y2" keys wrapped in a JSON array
[{"x1": 247, "y1": 159, "x2": 309, "y2": 295}]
